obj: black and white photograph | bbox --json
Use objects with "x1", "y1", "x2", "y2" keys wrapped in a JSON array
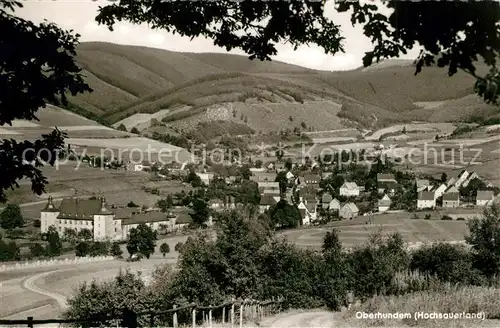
[{"x1": 1, "y1": 0, "x2": 500, "y2": 327}]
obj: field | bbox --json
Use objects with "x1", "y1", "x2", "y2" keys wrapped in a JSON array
[
  {"x1": 279, "y1": 215, "x2": 469, "y2": 250},
  {"x1": 3, "y1": 164, "x2": 192, "y2": 220}
]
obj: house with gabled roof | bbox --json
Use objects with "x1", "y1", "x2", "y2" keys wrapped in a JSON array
[
  {"x1": 321, "y1": 193, "x2": 333, "y2": 207},
  {"x1": 447, "y1": 170, "x2": 469, "y2": 189},
  {"x1": 339, "y1": 202, "x2": 359, "y2": 219},
  {"x1": 340, "y1": 182, "x2": 360, "y2": 197},
  {"x1": 378, "y1": 194, "x2": 392, "y2": 212},
  {"x1": 302, "y1": 174, "x2": 321, "y2": 188},
  {"x1": 417, "y1": 191, "x2": 435, "y2": 209},
  {"x1": 477, "y1": 190, "x2": 494, "y2": 206},
  {"x1": 432, "y1": 183, "x2": 448, "y2": 200},
  {"x1": 377, "y1": 181, "x2": 398, "y2": 194},
  {"x1": 298, "y1": 200, "x2": 317, "y2": 225},
  {"x1": 462, "y1": 171, "x2": 480, "y2": 188},
  {"x1": 377, "y1": 173, "x2": 397, "y2": 183},
  {"x1": 259, "y1": 194, "x2": 279, "y2": 213},
  {"x1": 415, "y1": 179, "x2": 431, "y2": 192},
  {"x1": 442, "y1": 192, "x2": 460, "y2": 208},
  {"x1": 250, "y1": 172, "x2": 277, "y2": 183},
  {"x1": 328, "y1": 198, "x2": 341, "y2": 211}
]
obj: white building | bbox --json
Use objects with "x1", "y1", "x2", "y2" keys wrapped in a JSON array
[
  {"x1": 447, "y1": 170, "x2": 469, "y2": 189},
  {"x1": 433, "y1": 183, "x2": 448, "y2": 200},
  {"x1": 378, "y1": 194, "x2": 392, "y2": 212},
  {"x1": 328, "y1": 198, "x2": 341, "y2": 211},
  {"x1": 298, "y1": 200, "x2": 317, "y2": 225},
  {"x1": 196, "y1": 172, "x2": 214, "y2": 185},
  {"x1": 442, "y1": 192, "x2": 460, "y2": 208},
  {"x1": 462, "y1": 171, "x2": 480, "y2": 188},
  {"x1": 40, "y1": 197, "x2": 178, "y2": 241},
  {"x1": 339, "y1": 202, "x2": 359, "y2": 219},
  {"x1": 417, "y1": 191, "x2": 436, "y2": 209},
  {"x1": 340, "y1": 182, "x2": 360, "y2": 197},
  {"x1": 476, "y1": 190, "x2": 494, "y2": 206}
]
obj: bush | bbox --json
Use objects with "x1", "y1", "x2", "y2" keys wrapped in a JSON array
[
  {"x1": 33, "y1": 219, "x2": 41, "y2": 228},
  {"x1": 457, "y1": 217, "x2": 466, "y2": 221},
  {"x1": 409, "y1": 243, "x2": 483, "y2": 285},
  {"x1": 441, "y1": 215, "x2": 453, "y2": 220},
  {"x1": 424, "y1": 214, "x2": 431, "y2": 220},
  {"x1": 174, "y1": 242, "x2": 184, "y2": 252}
]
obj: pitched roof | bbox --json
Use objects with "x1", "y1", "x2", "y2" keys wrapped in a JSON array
[
  {"x1": 257, "y1": 181, "x2": 280, "y2": 188},
  {"x1": 112, "y1": 207, "x2": 141, "y2": 220},
  {"x1": 303, "y1": 174, "x2": 320, "y2": 182},
  {"x1": 322, "y1": 193, "x2": 333, "y2": 203},
  {"x1": 377, "y1": 173, "x2": 396, "y2": 181},
  {"x1": 442, "y1": 192, "x2": 459, "y2": 201},
  {"x1": 341, "y1": 182, "x2": 359, "y2": 190},
  {"x1": 342, "y1": 202, "x2": 359, "y2": 213},
  {"x1": 445, "y1": 185, "x2": 459, "y2": 193},
  {"x1": 250, "y1": 172, "x2": 277, "y2": 182},
  {"x1": 416, "y1": 179, "x2": 430, "y2": 188},
  {"x1": 477, "y1": 190, "x2": 494, "y2": 201},
  {"x1": 418, "y1": 191, "x2": 435, "y2": 201},
  {"x1": 260, "y1": 194, "x2": 278, "y2": 206},
  {"x1": 168, "y1": 207, "x2": 192, "y2": 224},
  {"x1": 378, "y1": 198, "x2": 392, "y2": 207},
  {"x1": 123, "y1": 211, "x2": 169, "y2": 225},
  {"x1": 378, "y1": 181, "x2": 398, "y2": 190},
  {"x1": 42, "y1": 196, "x2": 59, "y2": 212},
  {"x1": 305, "y1": 203, "x2": 316, "y2": 212},
  {"x1": 57, "y1": 198, "x2": 102, "y2": 220}
]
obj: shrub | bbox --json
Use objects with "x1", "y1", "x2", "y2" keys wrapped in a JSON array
[
  {"x1": 174, "y1": 242, "x2": 184, "y2": 252},
  {"x1": 457, "y1": 217, "x2": 466, "y2": 221},
  {"x1": 409, "y1": 243, "x2": 483, "y2": 285},
  {"x1": 33, "y1": 219, "x2": 41, "y2": 228},
  {"x1": 441, "y1": 215, "x2": 453, "y2": 220},
  {"x1": 424, "y1": 214, "x2": 431, "y2": 220}
]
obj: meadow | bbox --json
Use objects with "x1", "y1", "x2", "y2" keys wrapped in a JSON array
[{"x1": 280, "y1": 215, "x2": 469, "y2": 250}]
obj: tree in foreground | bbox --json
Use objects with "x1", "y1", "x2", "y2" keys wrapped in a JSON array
[
  {"x1": 77, "y1": 228, "x2": 93, "y2": 242},
  {"x1": 96, "y1": 2, "x2": 500, "y2": 105},
  {"x1": 466, "y1": 204, "x2": 500, "y2": 279},
  {"x1": 160, "y1": 242, "x2": 170, "y2": 257},
  {"x1": 111, "y1": 242, "x2": 123, "y2": 257},
  {"x1": 29, "y1": 243, "x2": 45, "y2": 258},
  {"x1": 127, "y1": 223, "x2": 157, "y2": 259},
  {"x1": 75, "y1": 241, "x2": 90, "y2": 257},
  {"x1": 0, "y1": 0, "x2": 92, "y2": 203},
  {"x1": 44, "y1": 225, "x2": 62, "y2": 257},
  {"x1": 188, "y1": 198, "x2": 210, "y2": 228},
  {"x1": 322, "y1": 228, "x2": 342, "y2": 254},
  {"x1": 63, "y1": 270, "x2": 153, "y2": 327},
  {"x1": 0, "y1": 204, "x2": 24, "y2": 230}
]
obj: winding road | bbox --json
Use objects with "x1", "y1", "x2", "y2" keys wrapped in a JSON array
[{"x1": 22, "y1": 270, "x2": 69, "y2": 309}]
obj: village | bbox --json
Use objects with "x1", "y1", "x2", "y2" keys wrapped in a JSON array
[{"x1": 39, "y1": 147, "x2": 499, "y2": 242}]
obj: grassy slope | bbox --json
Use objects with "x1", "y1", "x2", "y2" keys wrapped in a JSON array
[{"x1": 68, "y1": 42, "x2": 499, "y2": 130}]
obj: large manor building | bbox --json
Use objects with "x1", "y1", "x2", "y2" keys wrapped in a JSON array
[{"x1": 40, "y1": 196, "x2": 190, "y2": 241}]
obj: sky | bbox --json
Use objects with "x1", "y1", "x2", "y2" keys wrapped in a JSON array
[{"x1": 16, "y1": 0, "x2": 419, "y2": 71}]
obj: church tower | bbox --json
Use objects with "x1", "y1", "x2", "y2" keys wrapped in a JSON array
[
  {"x1": 40, "y1": 196, "x2": 59, "y2": 233},
  {"x1": 93, "y1": 197, "x2": 115, "y2": 241}
]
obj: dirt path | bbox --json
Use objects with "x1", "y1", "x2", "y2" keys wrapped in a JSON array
[
  {"x1": 22, "y1": 270, "x2": 69, "y2": 309},
  {"x1": 262, "y1": 310, "x2": 334, "y2": 328}
]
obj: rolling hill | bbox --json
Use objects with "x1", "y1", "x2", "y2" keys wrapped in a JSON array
[{"x1": 65, "y1": 41, "x2": 499, "y2": 135}]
